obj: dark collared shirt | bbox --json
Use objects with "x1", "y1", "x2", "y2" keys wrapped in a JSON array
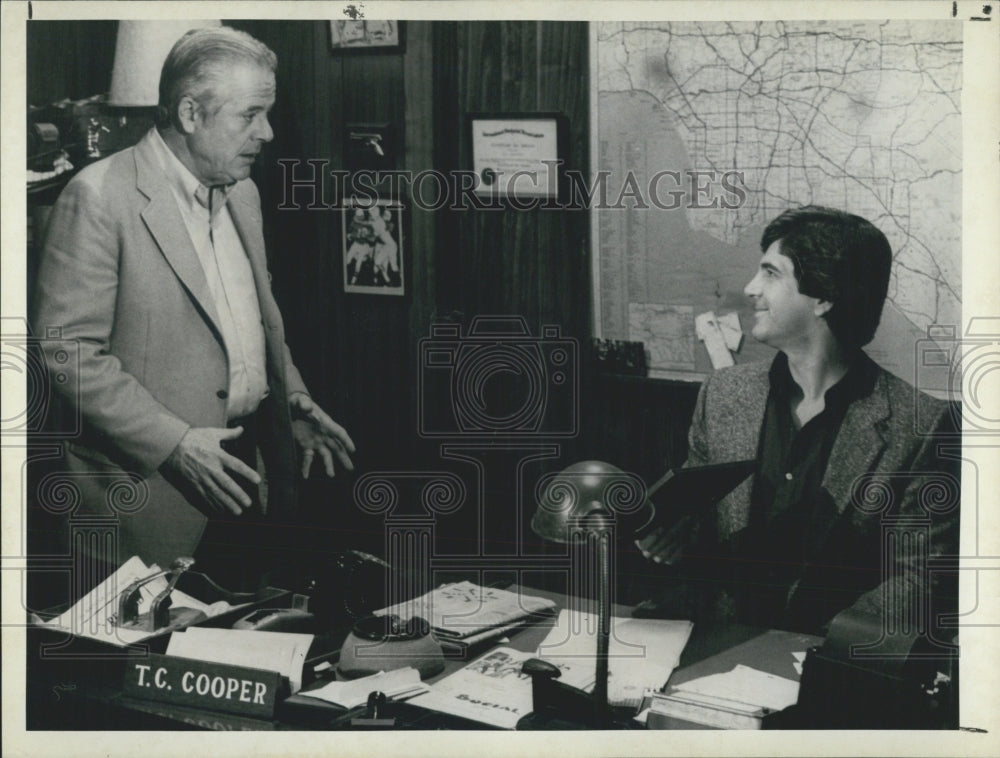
[{"x1": 735, "y1": 351, "x2": 879, "y2": 631}]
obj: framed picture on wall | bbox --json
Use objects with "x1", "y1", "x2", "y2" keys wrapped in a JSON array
[
  {"x1": 329, "y1": 20, "x2": 404, "y2": 52},
  {"x1": 342, "y1": 199, "x2": 405, "y2": 295},
  {"x1": 467, "y1": 113, "x2": 568, "y2": 201}
]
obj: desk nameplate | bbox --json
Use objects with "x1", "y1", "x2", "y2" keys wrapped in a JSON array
[{"x1": 122, "y1": 652, "x2": 286, "y2": 719}]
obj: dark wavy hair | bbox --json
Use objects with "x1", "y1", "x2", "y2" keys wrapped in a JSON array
[
  {"x1": 157, "y1": 27, "x2": 277, "y2": 129},
  {"x1": 761, "y1": 206, "x2": 892, "y2": 349}
]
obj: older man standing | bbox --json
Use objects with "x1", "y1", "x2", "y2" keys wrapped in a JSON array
[{"x1": 32, "y1": 27, "x2": 353, "y2": 589}]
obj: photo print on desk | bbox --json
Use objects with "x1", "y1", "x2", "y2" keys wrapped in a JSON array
[{"x1": 341, "y1": 198, "x2": 405, "y2": 296}]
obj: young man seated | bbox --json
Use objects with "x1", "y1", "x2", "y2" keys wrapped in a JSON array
[{"x1": 637, "y1": 206, "x2": 959, "y2": 640}]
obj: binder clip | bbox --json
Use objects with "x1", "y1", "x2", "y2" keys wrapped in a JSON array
[
  {"x1": 350, "y1": 691, "x2": 396, "y2": 728},
  {"x1": 117, "y1": 556, "x2": 207, "y2": 632}
]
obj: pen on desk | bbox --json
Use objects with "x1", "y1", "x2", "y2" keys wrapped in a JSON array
[{"x1": 386, "y1": 688, "x2": 426, "y2": 703}]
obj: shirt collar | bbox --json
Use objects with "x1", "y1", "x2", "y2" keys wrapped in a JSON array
[
  {"x1": 149, "y1": 127, "x2": 234, "y2": 218},
  {"x1": 768, "y1": 349, "x2": 878, "y2": 409}
]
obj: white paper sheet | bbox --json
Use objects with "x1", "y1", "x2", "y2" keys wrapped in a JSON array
[
  {"x1": 673, "y1": 664, "x2": 800, "y2": 712},
  {"x1": 166, "y1": 627, "x2": 314, "y2": 693},
  {"x1": 298, "y1": 668, "x2": 428, "y2": 708},
  {"x1": 409, "y1": 646, "x2": 589, "y2": 729},
  {"x1": 717, "y1": 311, "x2": 743, "y2": 352},
  {"x1": 536, "y1": 610, "x2": 693, "y2": 707},
  {"x1": 40, "y1": 556, "x2": 227, "y2": 646},
  {"x1": 695, "y1": 311, "x2": 735, "y2": 369}
]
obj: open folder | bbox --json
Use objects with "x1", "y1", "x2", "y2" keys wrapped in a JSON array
[{"x1": 633, "y1": 459, "x2": 756, "y2": 539}]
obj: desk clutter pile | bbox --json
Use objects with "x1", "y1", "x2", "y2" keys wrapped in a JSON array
[{"x1": 31, "y1": 566, "x2": 814, "y2": 730}]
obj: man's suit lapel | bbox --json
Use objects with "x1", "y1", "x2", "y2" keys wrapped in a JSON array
[
  {"x1": 227, "y1": 189, "x2": 277, "y2": 329},
  {"x1": 728, "y1": 374, "x2": 768, "y2": 462},
  {"x1": 823, "y1": 371, "x2": 890, "y2": 515},
  {"x1": 790, "y1": 368, "x2": 892, "y2": 590},
  {"x1": 722, "y1": 361, "x2": 889, "y2": 545},
  {"x1": 716, "y1": 367, "x2": 768, "y2": 537},
  {"x1": 134, "y1": 133, "x2": 226, "y2": 342}
]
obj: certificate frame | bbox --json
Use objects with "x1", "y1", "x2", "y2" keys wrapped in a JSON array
[{"x1": 467, "y1": 113, "x2": 569, "y2": 201}]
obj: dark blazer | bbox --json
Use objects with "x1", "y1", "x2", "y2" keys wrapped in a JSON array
[
  {"x1": 685, "y1": 359, "x2": 960, "y2": 634},
  {"x1": 33, "y1": 129, "x2": 309, "y2": 568}
]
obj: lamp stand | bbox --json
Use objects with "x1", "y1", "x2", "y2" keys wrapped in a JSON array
[
  {"x1": 523, "y1": 460, "x2": 646, "y2": 730},
  {"x1": 593, "y1": 524, "x2": 611, "y2": 723},
  {"x1": 519, "y1": 519, "x2": 625, "y2": 729}
]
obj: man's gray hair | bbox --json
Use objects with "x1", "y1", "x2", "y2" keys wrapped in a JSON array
[{"x1": 157, "y1": 26, "x2": 277, "y2": 128}]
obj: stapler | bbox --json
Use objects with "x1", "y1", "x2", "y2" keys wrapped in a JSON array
[{"x1": 116, "y1": 556, "x2": 207, "y2": 633}]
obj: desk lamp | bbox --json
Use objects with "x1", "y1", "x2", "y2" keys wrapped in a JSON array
[
  {"x1": 525, "y1": 460, "x2": 648, "y2": 728},
  {"x1": 100, "y1": 21, "x2": 221, "y2": 157},
  {"x1": 109, "y1": 20, "x2": 221, "y2": 107}
]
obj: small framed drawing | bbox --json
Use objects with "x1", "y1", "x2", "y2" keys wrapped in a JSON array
[
  {"x1": 342, "y1": 199, "x2": 405, "y2": 295},
  {"x1": 329, "y1": 20, "x2": 404, "y2": 52}
]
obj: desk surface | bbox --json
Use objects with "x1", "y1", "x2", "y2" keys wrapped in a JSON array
[{"x1": 26, "y1": 585, "x2": 812, "y2": 731}]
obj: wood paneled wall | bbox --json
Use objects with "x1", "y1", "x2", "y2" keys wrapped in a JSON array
[
  {"x1": 435, "y1": 22, "x2": 591, "y2": 336},
  {"x1": 232, "y1": 20, "x2": 427, "y2": 559}
]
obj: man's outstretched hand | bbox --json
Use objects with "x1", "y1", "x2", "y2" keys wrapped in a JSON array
[
  {"x1": 289, "y1": 392, "x2": 356, "y2": 478},
  {"x1": 165, "y1": 426, "x2": 261, "y2": 516}
]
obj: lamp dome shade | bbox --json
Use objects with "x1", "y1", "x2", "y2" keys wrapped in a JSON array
[
  {"x1": 109, "y1": 20, "x2": 221, "y2": 106},
  {"x1": 532, "y1": 460, "x2": 651, "y2": 542}
]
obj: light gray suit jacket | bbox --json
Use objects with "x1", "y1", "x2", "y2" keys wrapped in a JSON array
[
  {"x1": 33, "y1": 129, "x2": 308, "y2": 568},
  {"x1": 686, "y1": 359, "x2": 960, "y2": 631}
]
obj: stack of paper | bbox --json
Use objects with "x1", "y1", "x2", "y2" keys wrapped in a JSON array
[
  {"x1": 536, "y1": 609, "x2": 693, "y2": 708},
  {"x1": 39, "y1": 556, "x2": 233, "y2": 646},
  {"x1": 648, "y1": 664, "x2": 800, "y2": 729},
  {"x1": 166, "y1": 627, "x2": 314, "y2": 693},
  {"x1": 298, "y1": 668, "x2": 428, "y2": 708},
  {"x1": 375, "y1": 582, "x2": 557, "y2": 645},
  {"x1": 672, "y1": 664, "x2": 799, "y2": 711}
]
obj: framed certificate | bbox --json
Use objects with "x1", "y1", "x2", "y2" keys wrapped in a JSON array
[{"x1": 467, "y1": 113, "x2": 568, "y2": 200}]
